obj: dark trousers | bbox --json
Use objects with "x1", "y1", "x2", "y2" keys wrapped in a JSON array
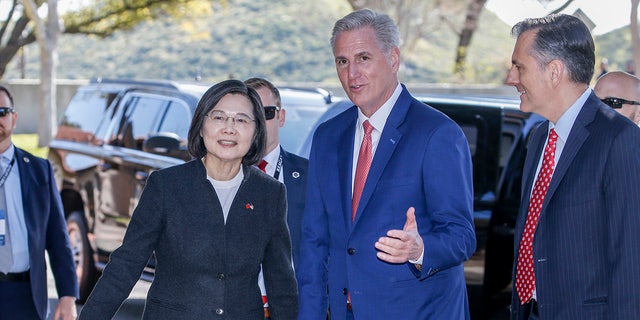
[{"x1": 0, "y1": 282, "x2": 40, "y2": 320}]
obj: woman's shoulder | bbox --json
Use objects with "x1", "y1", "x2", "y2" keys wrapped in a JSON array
[{"x1": 151, "y1": 159, "x2": 203, "y2": 181}]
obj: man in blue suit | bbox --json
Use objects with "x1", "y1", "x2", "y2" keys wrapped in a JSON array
[
  {"x1": 297, "y1": 9, "x2": 476, "y2": 320},
  {"x1": 246, "y1": 77, "x2": 308, "y2": 318},
  {"x1": 0, "y1": 85, "x2": 78, "y2": 319},
  {"x1": 507, "y1": 15, "x2": 640, "y2": 319}
]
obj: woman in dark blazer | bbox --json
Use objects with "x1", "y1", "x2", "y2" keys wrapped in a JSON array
[{"x1": 79, "y1": 80, "x2": 298, "y2": 319}]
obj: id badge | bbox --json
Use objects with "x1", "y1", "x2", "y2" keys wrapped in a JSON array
[{"x1": 0, "y1": 209, "x2": 6, "y2": 246}]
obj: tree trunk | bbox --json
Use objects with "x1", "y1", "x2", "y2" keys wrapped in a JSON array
[
  {"x1": 631, "y1": 0, "x2": 640, "y2": 76},
  {"x1": 453, "y1": 0, "x2": 487, "y2": 81},
  {"x1": 22, "y1": 0, "x2": 59, "y2": 147}
]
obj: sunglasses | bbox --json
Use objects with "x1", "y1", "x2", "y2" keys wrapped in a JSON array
[
  {"x1": 264, "y1": 106, "x2": 279, "y2": 120},
  {"x1": 0, "y1": 107, "x2": 14, "y2": 117},
  {"x1": 600, "y1": 97, "x2": 640, "y2": 109}
]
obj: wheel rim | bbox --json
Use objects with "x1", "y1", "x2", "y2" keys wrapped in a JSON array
[{"x1": 67, "y1": 221, "x2": 85, "y2": 280}]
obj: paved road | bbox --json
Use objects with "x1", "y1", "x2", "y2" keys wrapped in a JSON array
[
  {"x1": 47, "y1": 250, "x2": 509, "y2": 319},
  {"x1": 47, "y1": 266, "x2": 149, "y2": 319}
]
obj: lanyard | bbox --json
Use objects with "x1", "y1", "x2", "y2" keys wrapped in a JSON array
[
  {"x1": 273, "y1": 154, "x2": 283, "y2": 180},
  {"x1": 0, "y1": 156, "x2": 15, "y2": 189}
]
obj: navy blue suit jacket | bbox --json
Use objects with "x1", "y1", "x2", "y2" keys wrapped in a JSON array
[
  {"x1": 297, "y1": 85, "x2": 476, "y2": 319},
  {"x1": 15, "y1": 147, "x2": 78, "y2": 319},
  {"x1": 511, "y1": 93, "x2": 640, "y2": 318},
  {"x1": 280, "y1": 147, "x2": 308, "y2": 270}
]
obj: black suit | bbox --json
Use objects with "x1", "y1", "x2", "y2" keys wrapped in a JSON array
[
  {"x1": 280, "y1": 147, "x2": 308, "y2": 269},
  {"x1": 79, "y1": 160, "x2": 297, "y2": 319}
]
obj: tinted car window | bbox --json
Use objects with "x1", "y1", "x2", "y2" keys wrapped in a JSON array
[
  {"x1": 279, "y1": 88, "x2": 336, "y2": 155},
  {"x1": 158, "y1": 101, "x2": 191, "y2": 140},
  {"x1": 56, "y1": 89, "x2": 118, "y2": 142}
]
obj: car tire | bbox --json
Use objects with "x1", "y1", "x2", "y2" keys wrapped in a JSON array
[{"x1": 67, "y1": 211, "x2": 98, "y2": 303}]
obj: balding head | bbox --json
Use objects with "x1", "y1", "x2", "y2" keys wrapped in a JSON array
[{"x1": 594, "y1": 71, "x2": 640, "y2": 124}]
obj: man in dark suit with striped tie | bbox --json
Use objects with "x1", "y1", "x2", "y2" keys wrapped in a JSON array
[
  {"x1": 245, "y1": 77, "x2": 308, "y2": 319},
  {"x1": 506, "y1": 14, "x2": 640, "y2": 319}
]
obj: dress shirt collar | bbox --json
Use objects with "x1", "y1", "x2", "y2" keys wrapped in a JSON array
[
  {"x1": 548, "y1": 87, "x2": 591, "y2": 143},
  {"x1": 356, "y1": 82, "x2": 402, "y2": 133},
  {"x1": 261, "y1": 145, "x2": 281, "y2": 175},
  {"x1": 0, "y1": 144, "x2": 15, "y2": 168}
]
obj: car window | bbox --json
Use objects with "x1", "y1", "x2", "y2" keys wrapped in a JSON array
[
  {"x1": 56, "y1": 88, "x2": 118, "y2": 142},
  {"x1": 279, "y1": 92, "x2": 334, "y2": 155},
  {"x1": 156, "y1": 100, "x2": 192, "y2": 140},
  {"x1": 125, "y1": 95, "x2": 170, "y2": 141}
]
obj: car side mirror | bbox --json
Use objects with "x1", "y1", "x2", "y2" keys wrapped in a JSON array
[{"x1": 143, "y1": 132, "x2": 183, "y2": 156}]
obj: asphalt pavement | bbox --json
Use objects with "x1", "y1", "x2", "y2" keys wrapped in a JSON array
[{"x1": 46, "y1": 251, "x2": 509, "y2": 319}]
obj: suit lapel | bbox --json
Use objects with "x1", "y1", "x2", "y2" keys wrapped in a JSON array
[
  {"x1": 338, "y1": 115, "x2": 357, "y2": 229},
  {"x1": 16, "y1": 149, "x2": 38, "y2": 246},
  {"x1": 352, "y1": 87, "x2": 410, "y2": 225},
  {"x1": 541, "y1": 94, "x2": 598, "y2": 215}
]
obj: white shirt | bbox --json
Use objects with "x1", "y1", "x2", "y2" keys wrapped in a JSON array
[
  {"x1": 351, "y1": 82, "x2": 402, "y2": 186},
  {"x1": 206, "y1": 168, "x2": 243, "y2": 224},
  {"x1": 1, "y1": 144, "x2": 29, "y2": 272},
  {"x1": 261, "y1": 145, "x2": 284, "y2": 184}
]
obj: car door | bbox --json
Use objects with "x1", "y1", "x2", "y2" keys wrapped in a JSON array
[{"x1": 93, "y1": 91, "x2": 191, "y2": 257}]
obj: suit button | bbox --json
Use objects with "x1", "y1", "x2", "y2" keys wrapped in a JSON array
[
  {"x1": 215, "y1": 308, "x2": 224, "y2": 315},
  {"x1": 217, "y1": 273, "x2": 225, "y2": 280},
  {"x1": 348, "y1": 248, "x2": 356, "y2": 255},
  {"x1": 343, "y1": 288, "x2": 348, "y2": 295}
]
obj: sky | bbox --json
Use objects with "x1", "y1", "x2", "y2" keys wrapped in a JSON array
[{"x1": 485, "y1": 0, "x2": 633, "y2": 35}]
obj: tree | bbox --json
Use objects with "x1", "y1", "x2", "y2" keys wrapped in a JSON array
[
  {"x1": 1, "y1": 0, "x2": 213, "y2": 146},
  {"x1": 21, "y1": 0, "x2": 60, "y2": 147},
  {"x1": 631, "y1": 0, "x2": 640, "y2": 74},
  {"x1": 453, "y1": 0, "x2": 487, "y2": 80},
  {"x1": 0, "y1": 0, "x2": 212, "y2": 80},
  {"x1": 344, "y1": 0, "x2": 468, "y2": 79}
]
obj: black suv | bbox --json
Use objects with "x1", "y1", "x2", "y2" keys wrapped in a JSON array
[
  {"x1": 301, "y1": 95, "x2": 544, "y2": 317},
  {"x1": 48, "y1": 78, "x2": 335, "y2": 302}
]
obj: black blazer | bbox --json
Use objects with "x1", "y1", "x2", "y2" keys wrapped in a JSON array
[{"x1": 79, "y1": 159, "x2": 298, "y2": 319}]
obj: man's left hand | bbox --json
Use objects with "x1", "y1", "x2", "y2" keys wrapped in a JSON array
[
  {"x1": 374, "y1": 207, "x2": 424, "y2": 263},
  {"x1": 53, "y1": 296, "x2": 77, "y2": 320}
]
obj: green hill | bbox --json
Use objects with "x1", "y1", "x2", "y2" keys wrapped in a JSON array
[{"x1": 5, "y1": 0, "x2": 624, "y2": 85}]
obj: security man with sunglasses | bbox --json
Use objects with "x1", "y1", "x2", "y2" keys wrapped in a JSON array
[
  {"x1": 0, "y1": 85, "x2": 78, "y2": 319},
  {"x1": 594, "y1": 70, "x2": 640, "y2": 126},
  {"x1": 245, "y1": 78, "x2": 308, "y2": 319}
]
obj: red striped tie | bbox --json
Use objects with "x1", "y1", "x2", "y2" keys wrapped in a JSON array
[
  {"x1": 516, "y1": 128, "x2": 558, "y2": 304},
  {"x1": 352, "y1": 120, "x2": 373, "y2": 221}
]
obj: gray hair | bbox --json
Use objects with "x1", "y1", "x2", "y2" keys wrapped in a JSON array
[
  {"x1": 330, "y1": 8, "x2": 400, "y2": 56},
  {"x1": 511, "y1": 14, "x2": 595, "y2": 84}
]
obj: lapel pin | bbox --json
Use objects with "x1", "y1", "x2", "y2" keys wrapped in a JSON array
[
  {"x1": 245, "y1": 203, "x2": 254, "y2": 210},
  {"x1": 23, "y1": 157, "x2": 30, "y2": 163},
  {"x1": 292, "y1": 171, "x2": 300, "y2": 179}
]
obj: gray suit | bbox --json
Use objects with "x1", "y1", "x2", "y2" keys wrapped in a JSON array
[{"x1": 79, "y1": 160, "x2": 297, "y2": 319}]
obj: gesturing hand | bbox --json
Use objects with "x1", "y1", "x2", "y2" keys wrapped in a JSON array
[{"x1": 374, "y1": 207, "x2": 424, "y2": 263}]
